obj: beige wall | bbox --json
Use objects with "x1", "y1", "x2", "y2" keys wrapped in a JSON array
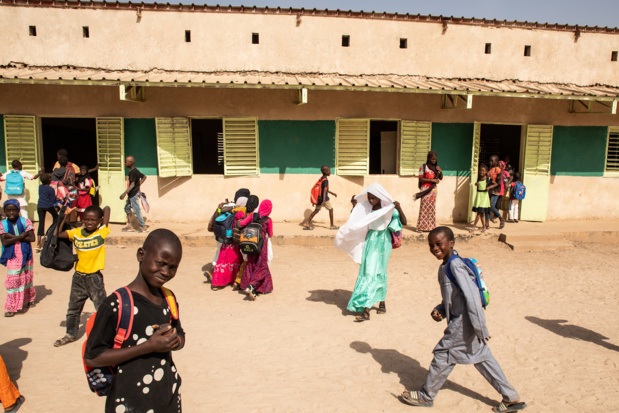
[
  {"x1": 1, "y1": 6, "x2": 618, "y2": 86},
  {"x1": 138, "y1": 174, "x2": 619, "y2": 224},
  {"x1": 1, "y1": 84, "x2": 619, "y2": 126}
]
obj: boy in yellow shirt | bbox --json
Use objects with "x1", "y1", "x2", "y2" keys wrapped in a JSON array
[{"x1": 54, "y1": 205, "x2": 111, "y2": 347}]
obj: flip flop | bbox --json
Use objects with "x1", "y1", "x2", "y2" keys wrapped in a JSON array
[
  {"x1": 330, "y1": 226, "x2": 339, "y2": 230},
  {"x1": 4, "y1": 312, "x2": 15, "y2": 317},
  {"x1": 492, "y1": 401, "x2": 527, "y2": 412},
  {"x1": 6, "y1": 395, "x2": 25, "y2": 413},
  {"x1": 303, "y1": 227, "x2": 314, "y2": 230},
  {"x1": 401, "y1": 391, "x2": 433, "y2": 407}
]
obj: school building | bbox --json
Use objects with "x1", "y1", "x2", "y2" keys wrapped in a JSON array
[{"x1": 1, "y1": 1, "x2": 618, "y2": 223}]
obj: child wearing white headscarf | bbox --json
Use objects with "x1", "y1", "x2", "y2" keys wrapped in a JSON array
[{"x1": 334, "y1": 183, "x2": 407, "y2": 321}]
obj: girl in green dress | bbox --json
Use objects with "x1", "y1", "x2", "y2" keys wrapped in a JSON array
[
  {"x1": 334, "y1": 183, "x2": 407, "y2": 322},
  {"x1": 472, "y1": 165, "x2": 497, "y2": 233}
]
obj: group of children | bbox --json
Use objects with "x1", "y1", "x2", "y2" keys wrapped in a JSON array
[
  {"x1": 206, "y1": 188, "x2": 274, "y2": 300},
  {"x1": 471, "y1": 155, "x2": 525, "y2": 232}
]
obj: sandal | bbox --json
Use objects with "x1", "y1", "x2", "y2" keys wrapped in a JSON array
[
  {"x1": 492, "y1": 401, "x2": 527, "y2": 412},
  {"x1": 401, "y1": 390, "x2": 433, "y2": 407},
  {"x1": 354, "y1": 309, "x2": 370, "y2": 322},
  {"x1": 4, "y1": 312, "x2": 15, "y2": 317},
  {"x1": 246, "y1": 285, "x2": 257, "y2": 301},
  {"x1": 302, "y1": 226, "x2": 314, "y2": 231},
  {"x1": 53, "y1": 334, "x2": 76, "y2": 347},
  {"x1": 5, "y1": 395, "x2": 25, "y2": 413},
  {"x1": 121, "y1": 226, "x2": 135, "y2": 232},
  {"x1": 377, "y1": 302, "x2": 386, "y2": 314},
  {"x1": 329, "y1": 226, "x2": 340, "y2": 230}
]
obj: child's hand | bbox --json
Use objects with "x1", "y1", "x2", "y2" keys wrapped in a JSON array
[
  {"x1": 120, "y1": 193, "x2": 126, "y2": 200},
  {"x1": 431, "y1": 309, "x2": 443, "y2": 322},
  {"x1": 436, "y1": 166, "x2": 442, "y2": 174},
  {"x1": 478, "y1": 336, "x2": 491, "y2": 344},
  {"x1": 350, "y1": 195, "x2": 357, "y2": 207},
  {"x1": 146, "y1": 324, "x2": 181, "y2": 352},
  {"x1": 394, "y1": 201, "x2": 401, "y2": 209}
]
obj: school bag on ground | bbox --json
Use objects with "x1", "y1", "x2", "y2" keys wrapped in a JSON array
[
  {"x1": 40, "y1": 207, "x2": 76, "y2": 271},
  {"x1": 239, "y1": 213, "x2": 269, "y2": 255},
  {"x1": 213, "y1": 212, "x2": 235, "y2": 244},
  {"x1": 82, "y1": 286, "x2": 178, "y2": 396},
  {"x1": 310, "y1": 177, "x2": 327, "y2": 205},
  {"x1": 444, "y1": 250, "x2": 489, "y2": 309},
  {"x1": 4, "y1": 170, "x2": 24, "y2": 195},
  {"x1": 512, "y1": 182, "x2": 526, "y2": 200}
]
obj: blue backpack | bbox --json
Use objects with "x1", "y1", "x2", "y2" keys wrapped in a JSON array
[
  {"x1": 213, "y1": 212, "x2": 236, "y2": 244},
  {"x1": 512, "y1": 182, "x2": 526, "y2": 200},
  {"x1": 5, "y1": 170, "x2": 24, "y2": 195},
  {"x1": 444, "y1": 251, "x2": 489, "y2": 309}
]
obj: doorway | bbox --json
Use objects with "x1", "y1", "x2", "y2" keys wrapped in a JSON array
[
  {"x1": 191, "y1": 119, "x2": 223, "y2": 174},
  {"x1": 369, "y1": 120, "x2": 398, "y2": 174},
  {"x1": 479, "y1": 124, "x2": 522, "y2": 173},
  {"x1": 41, "y1": 118, "x2": 98, "y2": 183}
]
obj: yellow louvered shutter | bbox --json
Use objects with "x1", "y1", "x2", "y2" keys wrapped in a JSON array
[
  {"x1": 96, "y1": 117, "x2": 126, "y2": 222},
  {"x1": 520, "y1": 124, "x2": 553, "y2": 222},
  {"x1": 605, "y1": 126, "x2": 619, "y2": 175},
  {"x1": 3, "y1": 115, "x2": 39, "y2": 173},
  {"x1": 223, "y1": 118, "x2": 259, "y2": 176},
  {"x1": 399, "y1": 121, "x2": 432, "y2": 176},
  {"x1": 155, "y1": 118, "x2": 193, "y2": 178},
  {"x1": 468, "y1": 122, "x2": 481, "y2": 223},
  {"x1": 336, "y1": 118, "x2": 369, "y2": 176}
]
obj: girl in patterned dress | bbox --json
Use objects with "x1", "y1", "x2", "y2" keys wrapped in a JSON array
[
  {"x1": 0, "y1": 199, "x2": 36, "y2": 317},
  {"x1": 415, "y1": 151, "x2": 443, "y2": 232},
  {"x1": 239, "y1": 200, "x2": 273, "y2": 300}
]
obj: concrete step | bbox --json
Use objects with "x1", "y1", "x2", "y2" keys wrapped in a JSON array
[{"x1": 498, "y1": 233, "x2": 573, "y2": 251}]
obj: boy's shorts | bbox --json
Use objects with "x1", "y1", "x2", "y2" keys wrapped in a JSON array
[{"x1": 315, "y1": 200, "x2": 333, "y2": 211}]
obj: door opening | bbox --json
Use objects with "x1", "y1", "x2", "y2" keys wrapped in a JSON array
[
  {"x1": 191, "y1": 119, "x2": 224, "y2": 175},
  {"x1": 41, "y1": 118, "x2": 98, "y2": 184},
  {"x1": 369, "y1": 120, "x2": 398, "y2": 174},
  {"x1": 479, "y1": 124, "x2": 522, "y2": 173}
]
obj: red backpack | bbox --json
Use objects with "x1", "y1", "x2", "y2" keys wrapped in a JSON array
[{"x1": 310, "y1": 177, "x2": 327, "y2": 205}]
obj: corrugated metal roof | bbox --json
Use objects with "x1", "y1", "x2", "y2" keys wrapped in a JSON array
[
  {"x1": 1, "y1": 64, "x2": 617, "y2": 100},
  {"x1": 1, "y1": 0, "x2": 618, "y2": 34}
]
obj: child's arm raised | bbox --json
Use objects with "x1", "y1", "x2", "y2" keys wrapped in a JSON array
[
  {"x1": 393, "y1": 201, "x2": 407, "y2": 226},
  {"x1": 102, "y1": 206, "x2": 111, "y2": 227}
]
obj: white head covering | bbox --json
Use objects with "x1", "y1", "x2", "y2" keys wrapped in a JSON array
[
  {"x1": 333, "y1": 183, "x2": 395, "y2": 264},
  {"x1": 236, "y1": 196, "x2": 248, "y2": 207}
]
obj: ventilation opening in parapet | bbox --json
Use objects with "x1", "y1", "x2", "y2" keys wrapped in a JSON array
[
  {"x1": 342, "y1": 35, "x2": 350, "y2": 47},
  {"x1": 252, "y1": 33, "x2": 259, "y2": 44},
  {"x1": 400, "y1": 38, "x2": 407, "y2": 49}
]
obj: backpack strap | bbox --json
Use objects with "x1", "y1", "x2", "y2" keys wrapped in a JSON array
[
  {"x1": 443, "y1": 252, "x2": 460, "y2": 286},
  {"x1": 113, "y1": 287, "x2": 134, "y2": 348},
  {"x1": 161, "y1": 287, "x2": 178, "y2": 320}
]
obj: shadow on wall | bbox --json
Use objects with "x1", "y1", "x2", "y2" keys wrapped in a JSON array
[
  {"x1": 451, "y1": 171, "x2": 471, "y2": 223},
  {"x1": 526, "y1": 316, "x2": 619, "y2": 352},
  {"x1": 157, "y1": 176, "x2": 192, "y2": 198},
  {"x1": 349, "y1": 341, "x2": 496, "y2": 407}
]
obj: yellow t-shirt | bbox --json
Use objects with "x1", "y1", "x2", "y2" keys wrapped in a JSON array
[{"x1": 67, "y1": 225, "x2": 110, "y2": 274}]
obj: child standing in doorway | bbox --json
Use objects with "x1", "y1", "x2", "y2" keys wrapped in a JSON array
[
  {"x1": 84, "y1": 229, "x2": 185, "y2": 413},
  {"x1": 401, "y1": 226, "x2": 526, "y2": 413},
  {"x1": 508, "y1": 172, "x2": 523, "y2": 223},
  {"x1": 36, "y1": 173, "x2": 58, "y2": 252},
  {"x1": 471, "y1": 165, "x2": 496, "y2": 233},
  {"x1": 76, "y1": 165, "x2": 95, "y2": 220},
  {"x1": 120, "y1": 156, "x2": 148, "y2": 233},
  {"x1": 303, "y1": 165, "x2": 338, "y2": 230}
]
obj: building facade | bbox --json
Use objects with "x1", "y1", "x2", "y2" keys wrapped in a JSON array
[{"x1": 1, "y1": 1, "x2": 618, "y2": 222}]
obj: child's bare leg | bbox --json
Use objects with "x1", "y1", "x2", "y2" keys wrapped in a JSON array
[
  {"x1": 303, "y1": 208, "x2": 320, "y2": 228},
  {"x1": 480, "y1": 214, "x2": 486, "y2": 232},
  {"x1": 471, "y1": 213, "x2": 480, "y2": 232}
]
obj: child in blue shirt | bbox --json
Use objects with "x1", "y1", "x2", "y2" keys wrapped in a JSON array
[{"x1": 36, "y1": 173, "x2": 57, "y2": 252}]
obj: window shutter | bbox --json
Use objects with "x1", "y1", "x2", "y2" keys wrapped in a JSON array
[
  {"x1": 3, "y1": 115, "x2": 39, "y2": 173},
  {"x1": 155, "y1": 117, "x2": 193, "y2": 178},
  {"x1": 524, "y1": 125, "x2": 553, "y2": 176},
  {"x1": 336, "y1": 118, "x2": 369, "y2": 176},
  {"x1": 96, "y1": 117, "x2": 124, "y2": 172},
  {"x1": 605, "y1": 126, "x2": 619, "y2": 173},
  {"x1": 223, "y1": 118, "x2": 259, "y2": 176},
  {"x1": 399, "y1": 121, "x2": 432, "y2": 176}
]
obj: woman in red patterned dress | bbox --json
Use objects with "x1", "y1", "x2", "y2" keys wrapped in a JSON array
[{"x1": 415, "y1": 151, "x2": 443, "y2": 232}]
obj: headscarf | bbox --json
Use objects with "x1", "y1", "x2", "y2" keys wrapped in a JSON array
[
  {"x1": 234, "y1": 188, "x2": 250, "y2": 203},
  {"x1": 1, "y1": 200, "x2": 32, "y2": 268},
  {"x1": 334, "y1": 183, "x2": 395, "y2": 264},
  {"x1": 235, "y1": 197, "x2": 248, "y2": 208},
  {"x1": 415, "y1": 151, "x2": 442, "y2": 200},
  {"x1": 425, "y1": 151, "x2": 440, "y2": 175},
  {"x1": 499, "y1": 161, "x2": 506, "y2": 169},
  {"x1": 246, "y1": 195, "x2": 259, "y2": 214},
  {"x1": 76, "y1": 165, "x2": 92, "y2": 185},
  {"x1": 258, "y1": 200, "x2": 272, "y2": 218}
]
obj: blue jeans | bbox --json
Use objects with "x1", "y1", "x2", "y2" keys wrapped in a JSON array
[
  {"x1": 124, "y1": 193, "x2": 145, "y2": 227},
  {"x1": 486, "y1": 194, "x2": 501, "y2": 223}
]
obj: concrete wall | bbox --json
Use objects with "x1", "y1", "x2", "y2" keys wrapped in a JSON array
[
  {"x1": 1, "y1": 84, "x2": 619, "y2": 127},
  {"x1": 548, "y1": 175, "x2": 619, "y2": 220},
  {"x1": 1, "y1": 6, "x2": 618, "y2": 86}
]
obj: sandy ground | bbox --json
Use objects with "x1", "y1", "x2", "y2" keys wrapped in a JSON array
[{"x1": 1, "y1": 237, "x2": 618, "y2": 412}]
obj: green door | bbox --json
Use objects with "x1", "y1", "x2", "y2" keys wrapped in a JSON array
[{"x1": 96, "y1": 118, "x2": 126, "y2": 223}]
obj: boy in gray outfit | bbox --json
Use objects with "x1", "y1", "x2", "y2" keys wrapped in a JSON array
[{"x1": 401, "y1": 226, "x2": 526, "y2": 413}]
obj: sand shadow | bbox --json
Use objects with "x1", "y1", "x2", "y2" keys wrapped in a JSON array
[
  {"x1": 33, "y1": 285, "x2": 53, "y2": 305},
  {"x1": 526, "y1": 316, "x2": 619, "y2": 352},
  {"x1": 0, "y1": 338, "x2": 31, "y2": 383},
  {"x1": 350, "y1": 341, "x2": 496, "y2": 407},
  {"x1": 306, "y1": 289, "x2": 355, "y2": 315},
  {"x1": 59, "y1": 311, "x2": 93, "y2": 340}
]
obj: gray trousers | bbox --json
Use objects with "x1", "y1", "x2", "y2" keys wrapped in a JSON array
[
  {"x1": 419, "y1": 350, "x2": 520, "y2": 403},
  {"x1": 65, "y1": 271, "x2": 107, "y2": 337}
]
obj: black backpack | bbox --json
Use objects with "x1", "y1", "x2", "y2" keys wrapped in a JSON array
[
  {"x1": 40, "y1": 208, "x2": 76, "y2": 271},
  {"x1": 212, "y1": 212, "x2": 236, "y2": 244},
  {"x1": 239, "y1": 213, "x2": 269, "y2": 255}
]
